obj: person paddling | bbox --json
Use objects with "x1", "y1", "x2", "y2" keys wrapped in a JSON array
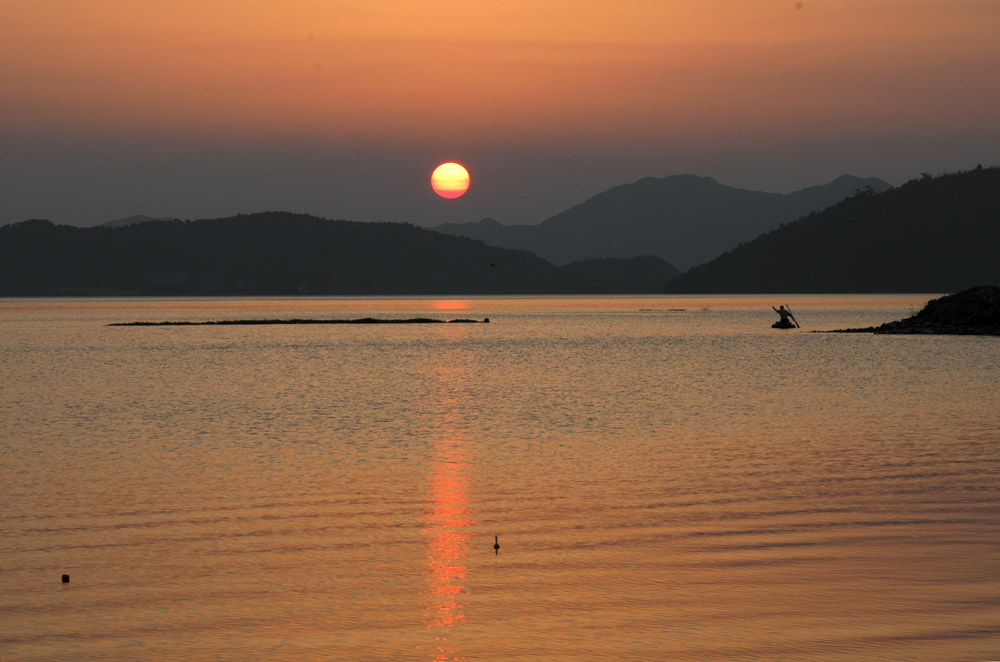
[{"x1": 772, "y1": 305, "x2": 799, "y2": 328}]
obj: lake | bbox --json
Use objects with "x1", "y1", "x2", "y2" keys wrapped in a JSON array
[{"x1": 2, "y1": 295, "x2": 998, "y2": 661}]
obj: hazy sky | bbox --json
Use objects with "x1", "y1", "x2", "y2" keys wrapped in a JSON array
[{"x1": 3, "y1": 1, "x2": 998, "y2": 227}]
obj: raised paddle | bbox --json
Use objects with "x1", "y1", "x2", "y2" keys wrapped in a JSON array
[{"x1": 785, "y1": 304, "x2": 800, "y2": 328}]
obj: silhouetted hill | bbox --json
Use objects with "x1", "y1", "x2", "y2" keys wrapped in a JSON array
[
  {"x1": 101, "y1": 214, "x2": 177, "y2": 228},
  {"x1": 434, "y1": 174, "x2": 890, "y2": 269},
  {"x1": 551, "y1": 256, "x2": 680, "y2": 294},
  {"x1": 0, "y1": 213, "x2": 677, "y2": 296},
  {"x1": 664, "y1": 167, "x2": 1000, "y2": 293}
]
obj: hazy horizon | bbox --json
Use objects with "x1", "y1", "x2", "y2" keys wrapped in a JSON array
[
  {"x1": 25, "y1": 169, "x2": 900, "y2": 229},
  {"x1": 3, "y1": 1, "x2": 998, "y2": 228}
]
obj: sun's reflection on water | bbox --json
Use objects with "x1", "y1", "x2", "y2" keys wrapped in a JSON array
[
  {"x1": 430, "y1": 299, "x2": 471, "y2": 311},
  {"x1": 423, "y1": 356, "x2": 475, "y2": 661}
]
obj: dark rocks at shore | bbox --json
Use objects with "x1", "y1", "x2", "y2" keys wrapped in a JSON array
[
  {"x1": 827, "y1": 286, "x2": 1000, "y2": 335},
  {"x1": 109, "y1": 317, "x2": 491, "y2": 327}
]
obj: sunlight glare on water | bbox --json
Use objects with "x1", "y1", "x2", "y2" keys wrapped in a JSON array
[{"x1": 2, "y1": 295, "x2": 998, "y2": 661}]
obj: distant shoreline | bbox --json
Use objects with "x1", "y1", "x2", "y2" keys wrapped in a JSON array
[{"x1": 820, "y1": 286, "x2": 1000, "y2": 336}]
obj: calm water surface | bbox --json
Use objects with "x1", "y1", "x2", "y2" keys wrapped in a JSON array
[{"x1": 2, "y1": 295, "x2": 998, "y2": 661}]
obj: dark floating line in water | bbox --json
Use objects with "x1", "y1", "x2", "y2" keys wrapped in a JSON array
[{"x1": 109, "y1": 317, "x2": 491, "y2": 327}]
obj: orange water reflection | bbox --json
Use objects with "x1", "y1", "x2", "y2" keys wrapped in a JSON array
[
  {"x1": 423, "y1": 356, "x2": 475, "y2": 661},
  {"x1": 430, "y1": 299, "x2": 471, "y2": 311}
]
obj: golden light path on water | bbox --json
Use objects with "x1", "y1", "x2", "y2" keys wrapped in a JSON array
[{"x1": 424, "y1": 321, "x2": 475, "y2": 661}]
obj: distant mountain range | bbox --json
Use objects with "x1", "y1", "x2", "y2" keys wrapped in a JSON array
[
  {"x1": 664, "y1": 166, "x2": 1000, "y2": 293},
  {"x1": 433, "y1": 174, "x2": 891, "y2": 270},
  {"x1": 0, "y1": 214, "x2": 678, "y2": 296},
  {"x1": 2, "y1": 168, "x2": 996, "y2": 295}
]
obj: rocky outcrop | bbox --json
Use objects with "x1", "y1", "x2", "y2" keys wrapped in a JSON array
[{"x1": 829, "y1": 286, "x2": 1000, "y2": 335}]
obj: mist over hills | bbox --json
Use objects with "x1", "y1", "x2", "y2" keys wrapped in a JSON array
[
  {"x1": 664, "y1": 167, "x2": 1000, "y2": 293},
  {"x1": 434, "y1": 174, "x2": 891, "y2": 270},
  {"x1": 0, "y1": 213, "x2": 678, "y2": 296}
]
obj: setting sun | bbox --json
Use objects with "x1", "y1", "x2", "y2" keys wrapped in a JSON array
[{"x1": 431, "y1": 162, "x2": 470, "y2": 199}]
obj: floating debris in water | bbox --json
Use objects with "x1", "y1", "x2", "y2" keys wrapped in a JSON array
[{"x1": 109, "y1": 317, "x2": 493, "y2": 326}]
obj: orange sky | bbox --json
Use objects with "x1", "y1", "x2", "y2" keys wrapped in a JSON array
[{"x1": 2, "y1": 1, "x2": 998, "y2": 225}]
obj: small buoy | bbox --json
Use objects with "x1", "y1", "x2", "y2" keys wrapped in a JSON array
[
  {"x1": 494, "y1": 534, "x2": 500, "y2": 555},
  {"x1": 62, "y1": 574, "x2": 70, "y2": 583}
]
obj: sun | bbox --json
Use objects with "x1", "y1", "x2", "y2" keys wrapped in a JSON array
[{"x1": 431, "y1": 162, "x2": 470, "y2": 199}]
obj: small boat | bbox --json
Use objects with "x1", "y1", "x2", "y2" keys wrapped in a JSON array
[{"x1": 771, "y1": 319, "x2": 796, "y2": 329}]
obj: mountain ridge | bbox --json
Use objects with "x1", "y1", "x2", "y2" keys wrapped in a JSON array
[
  {"x1": 101, "y1": 214, "x2": 178, "y2": 228},
  {"x1": 434, "y1": 174, "x2": 891, "y2": 270},
  {"x1": 663, "y1": 167, "x2": 1000, "y2": 293},
  {"x1": 0, "y1": 213, "x2": 678, "y2": 296}
]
